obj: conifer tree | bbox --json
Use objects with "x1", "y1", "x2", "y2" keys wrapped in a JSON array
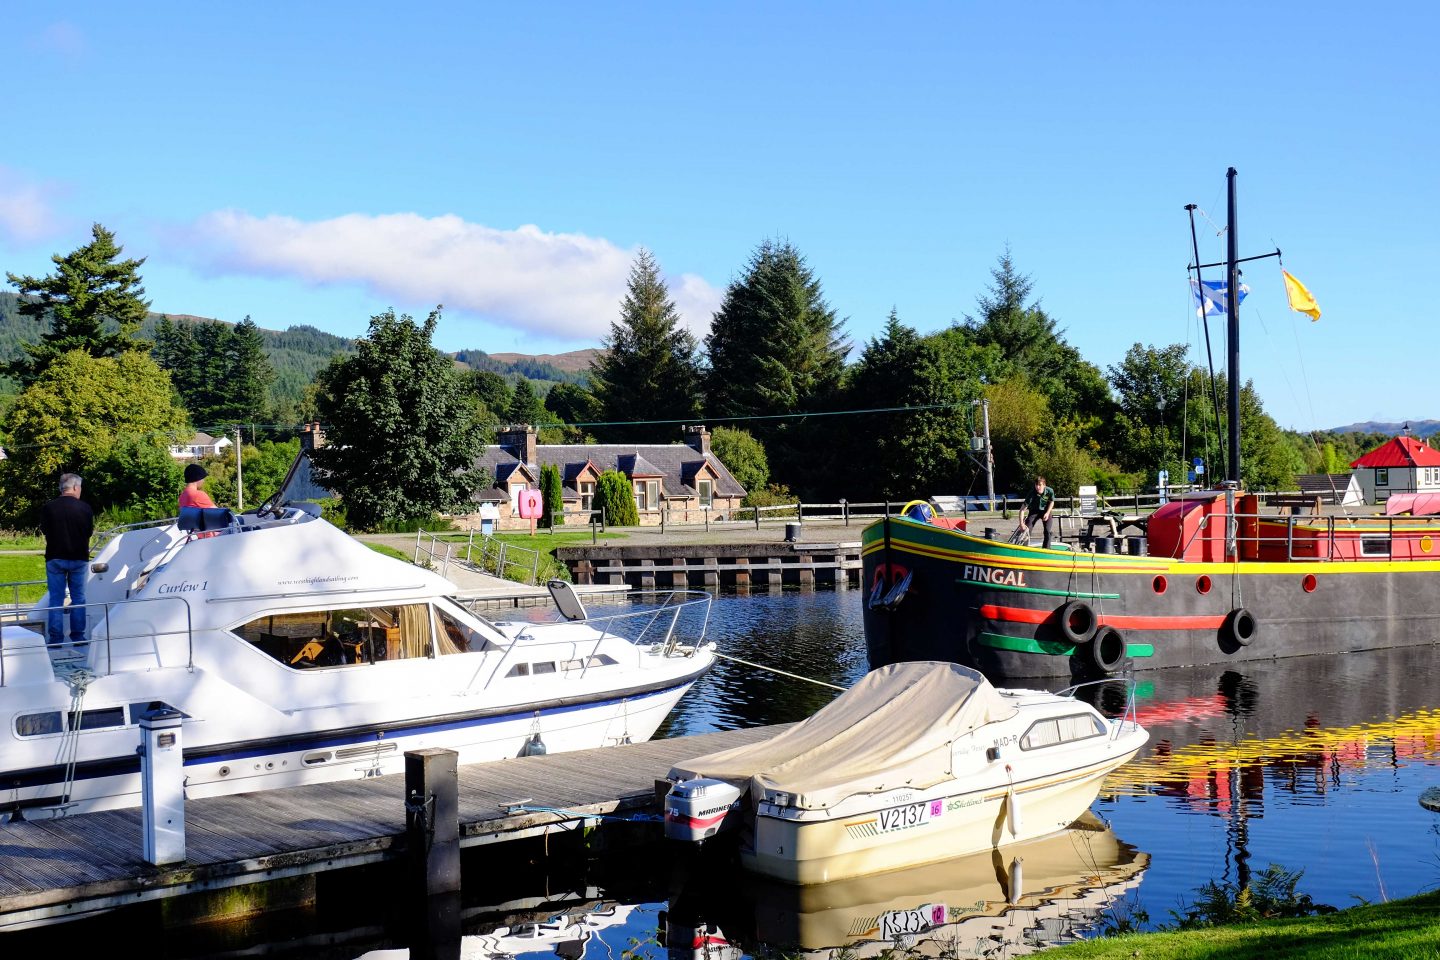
[
  {"x1": 507, "y1": 375, "x2": 545, "y2": 426},
  {"x1": 6, "y1": 224, "x2": 151, "y2": 384},
  {"x1": 589, "y1": 250, "x2": 701, "y2": 443}
]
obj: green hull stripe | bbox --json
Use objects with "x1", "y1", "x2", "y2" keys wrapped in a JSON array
[
  {"x1": 1125, "y1": 643, "x2": 1155, "y2": 658},
  {"x1": 957, "y1": 578, "x2": 1120, "y2": 600},
  {"x1": 977, "y1": 632, "x2": 1076, "y2": 656}
]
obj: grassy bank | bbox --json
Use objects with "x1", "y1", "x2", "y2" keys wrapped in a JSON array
[
  {"x1": 0, "y1": 555, "x2": 47, "y2": 601},
  {"x1": 1049, "y1": 890, "x2": 1440, "y2": 959}
]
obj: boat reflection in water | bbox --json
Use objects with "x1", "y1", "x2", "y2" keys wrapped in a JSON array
[
  {"x1": 666, "y1": 812, "x2": 1148, "y2": 960},
  {"x1": 358, "y1": 895, "x2": 638, "y2": 960}
]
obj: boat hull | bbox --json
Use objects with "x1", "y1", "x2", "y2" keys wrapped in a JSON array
[
  {"x1": 742, "y1": 750, "x2": 1139, "y2": 885},
  {"x1": 862, "y1": 517, "x2": 1440, "y2": 678}
]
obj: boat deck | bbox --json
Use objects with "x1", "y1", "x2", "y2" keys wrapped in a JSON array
[{"x1": 0, "y1": 724, "x2": 783, "y2": 930}]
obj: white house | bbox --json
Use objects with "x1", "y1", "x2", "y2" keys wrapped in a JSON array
[
  {"x1": 169, "y1": 432, "x2": 233, "y2": 461},
  {"x1": 1348, "y1": 434, "x2": 1440, "y2": 504}
]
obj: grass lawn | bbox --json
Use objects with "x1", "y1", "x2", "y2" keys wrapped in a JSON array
[
  {"x1": 1049, "y1": 890, "x2": 1440, "y2": 959},
  {"x1": 364, "y1": 542, "x2": 412, "y2": 562},
  {"x1": 0, "y1": 555, "x2": 48, "y2": 602},
  {"x1": 429, "y1": 529, "x2": 624, "y2": 547},
  {"x1": 0, "y1": 533, "x2": 43, "y2": 551}
]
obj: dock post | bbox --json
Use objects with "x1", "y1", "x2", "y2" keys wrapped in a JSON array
[
  {"x1": 405, "y1": 748, "x2": 460, "y2": 899},
  {"x1": 138, "y1": 707, "x2": 186, "y2": 865}
]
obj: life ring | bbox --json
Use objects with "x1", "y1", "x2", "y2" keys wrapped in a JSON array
[
  {"x1": 1057, "y1": 600, "x2": 1097, "y2": 645},
  {"x1": 1088, "y1": 626, "x2": 1126, "y2": 673},
  {"x1": 1222, "y1": 608, "x2": 1257, "y2": 647}
]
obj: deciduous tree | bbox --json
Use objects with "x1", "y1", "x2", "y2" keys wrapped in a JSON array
[
  {"x1": 709, "y1": 426, "x2": 769, "y2": 495},
  {"x1": 311, "y1": 308, "x2": 486, "y2": 529}
]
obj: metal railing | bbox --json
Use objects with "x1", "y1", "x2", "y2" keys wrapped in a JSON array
[
  {"x1": 1056, "y1": 677, "x2": 1141, "y2": 740},
  {"x1": 415, "y1": 530, "x2": 543, "y2": 584},
  {"x1": 1172, "y1": 508, "x2": 1440, "y2": 562},
  {"x1": 0, "y1": 592, "x2": 197, "y2": 686},
  {"x1": 462, "y1": 589, "x2": 712, "y2": 682}
]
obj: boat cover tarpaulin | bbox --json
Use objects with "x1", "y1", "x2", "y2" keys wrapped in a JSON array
[
  {"x1": 668, "y1": 661, "x2": 1017, "y2": 809},
  {"x1": 1383, "y1": 492, "x2": 1440, "y2": 517}
]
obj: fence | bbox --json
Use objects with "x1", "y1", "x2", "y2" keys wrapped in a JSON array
[{"x1": 414, "y1": 529, "x2": 543, "y2": 584}]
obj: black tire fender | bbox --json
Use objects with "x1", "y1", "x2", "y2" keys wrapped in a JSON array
[
  {"x1": 1057, "y1": 599, "x2": 1098, "y2": 645},
  {"x1": 1089, "y1": 626, "x2": 1127, "y2": 673},
  {"x1": 1223, "y1": 607, "x2": 1257, "y2": 647}
]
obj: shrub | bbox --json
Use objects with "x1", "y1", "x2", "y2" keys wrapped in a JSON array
[
  {"x1": 539, "y1": 464, "x2": 564, "y2": 528},
  {"x1": 595, "y1": 470, "x2": 639, "y2": 526}
]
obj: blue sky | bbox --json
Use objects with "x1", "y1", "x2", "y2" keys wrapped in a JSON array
[{"x1": 4, "y1": 3, "x2": 1436, "y2": 431}]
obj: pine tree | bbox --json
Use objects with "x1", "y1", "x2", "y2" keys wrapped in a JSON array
[
  {"x1": 6, "y1": 223, "x2": 151, "y2": 384},
  {"x1": 222, "y1": 316, "x2": 275, "y2": 425},
  {"x1": 507, "y1": 376, "x2": 545, "y2": 426},
  {"x1": 703, "y1": 239, "x2": 848, "y2": 495},
  {"x1": 589, "y1": 250, "x2": 701, "y2": 443}
]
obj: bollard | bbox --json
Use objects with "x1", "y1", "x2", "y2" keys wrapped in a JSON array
[
  {"x1": 405, "y1": 748, "x2": 460, "y2": 900},
  {"x1": 139, "y1": 707, "x2": 186, "y2": 865}
]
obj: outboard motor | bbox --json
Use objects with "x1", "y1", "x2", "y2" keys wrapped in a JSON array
[{"x1": 663, "y1": 778, "x2": 743, "y2": 842}]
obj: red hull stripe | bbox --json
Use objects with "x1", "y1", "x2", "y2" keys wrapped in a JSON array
[
  {"x1": 979, "y1": 604, "x2": 1226, "y2": 631},
  {"x1": 667, "y1": 809, "x2": 730, "y2": 829}
]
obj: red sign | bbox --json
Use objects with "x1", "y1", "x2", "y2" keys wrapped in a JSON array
[{"x1": 517, "y1": 489, "x2": 543, "y2": 520}]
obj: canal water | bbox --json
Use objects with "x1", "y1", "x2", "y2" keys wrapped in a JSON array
[{"x1": 8, "y1": 589, "x2": 1438, "y2": 958}]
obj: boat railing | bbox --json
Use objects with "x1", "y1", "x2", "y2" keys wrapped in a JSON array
[
  {"x1": 1055, "y1": 678, "x2": 1140, "y2": 740},
  {"x1": 0, "y1": 593, "x2": 197, "y2": 686},
  {"x1": 1175, "y1": 509, "x2": 1440, "y2": 562},
  {"x1": 476, "y1": 590, "x2": 712, "y2": 680},
  {"x1": 417, "y1": 529, "x2": 543, "y2": 584}
]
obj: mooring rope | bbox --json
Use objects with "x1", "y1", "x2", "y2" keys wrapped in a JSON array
[
  {"x1": 712, "y1": 652, "x2": 845, "y2": 691},
  {"x1": 505, "y1": 803, "x2": 662, "y2": 824}
]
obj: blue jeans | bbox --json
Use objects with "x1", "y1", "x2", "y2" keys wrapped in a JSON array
[{"x1": 45, "y1": 558, "x2": 88, "y2": 647}]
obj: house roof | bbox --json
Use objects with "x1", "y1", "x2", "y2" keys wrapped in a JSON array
[
  {"x1": 1350, "y1": 435, "x2": 1440, "y2": 469},
  {"x1": 472, "y1": 442, "x2": 748, "y2": 503}
]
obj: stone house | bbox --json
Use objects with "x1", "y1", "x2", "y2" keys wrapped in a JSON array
[{"x1": 464, "y1": 424, "x2": 747, "y2": 529}]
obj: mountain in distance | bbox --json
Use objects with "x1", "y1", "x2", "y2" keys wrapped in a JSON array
[
  {"x1": 1329, "y1": 420, "x2": 1440, "y2": 438},
  {"x1": 485, "y1": 348, "x2": 599, "y2": 374}
]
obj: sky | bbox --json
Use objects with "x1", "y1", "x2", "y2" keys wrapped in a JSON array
[{"x1": 3, "y1": 3, "x2": 1437, "y2": 432}]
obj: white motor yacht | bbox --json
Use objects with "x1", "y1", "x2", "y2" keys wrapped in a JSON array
[
  {"x1": 0, "y1": 505, "x2": 715, "y2": 820},
  {"x1": 664, "y1": 661, "x2": 1145, "y2": 884}
]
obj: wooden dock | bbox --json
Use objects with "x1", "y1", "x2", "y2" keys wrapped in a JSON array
[
  {"x1": 0, "y1": 725, "x2": 782, "y2": 930},
  {"x1": 556, "y1": 541, "x2": 863, "y2": 589}
]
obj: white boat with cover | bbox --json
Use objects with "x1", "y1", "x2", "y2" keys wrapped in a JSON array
[
  {"x1": 0, "y1": 504, "x2": 715, "y2": 820},
  {"x1": 664, "y1": 661, "x2": 1145, "y2": 884}
]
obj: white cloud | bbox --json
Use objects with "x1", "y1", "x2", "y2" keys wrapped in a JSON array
[
  {"x1": 0, "y1": 167, "x2": 68, "y2": 245},
  {"x1": 175, "y1": 210, "x2": 723, "y2": 341}
]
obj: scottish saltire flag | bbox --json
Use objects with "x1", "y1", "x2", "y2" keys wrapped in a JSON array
[{"x1": 1190, "y1": 278, "x2": 1250, "y2": 318}]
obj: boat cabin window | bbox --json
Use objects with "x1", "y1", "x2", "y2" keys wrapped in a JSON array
[
  {"x1": 236, "y1": 604, "x2": 436, "y2": 668},
  {"x1": 76, "y1": 707, "x2": 126, "y2": 731},
  {"x1": 1361, "y1": 536, "x2": 1391, "y2": 557},
  {"x1": 1020, "y1": 713, "x2": 1106, "y2": 750},
  {"x1": 127, "y1": 701, "x2": 188, "y2": 724},
  {"x1": 562, "y1": 654, "x2": 618, "y2": 671},
  {"x1": 15, "y1": 712, "x2": 62, "y2": 737},
  {"x1": 505, "y1": 663, "x2": 531, "y2": 678},
  {"x1": 533, "y1": 661, "x2": 557, "y2": 675},
  {"x1": 434, "y1": 607, "x2": 494, "y2": 656}
]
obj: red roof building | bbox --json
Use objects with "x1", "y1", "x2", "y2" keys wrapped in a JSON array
[{"x1": 1350, "y1": 434, "x2": 1440, "y2": 503}]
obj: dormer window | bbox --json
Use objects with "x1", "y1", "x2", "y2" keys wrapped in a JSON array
[
  {"x1": 698, "y1": 478, "x2": 714, "y2": 508},
  {"x1": 635, "y1": 479, "x2": 660, "y2": 510}
]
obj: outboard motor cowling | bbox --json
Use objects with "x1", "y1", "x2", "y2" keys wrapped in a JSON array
[{"x1": 663, "y1": 778, "x2": 742, "y2": 842}]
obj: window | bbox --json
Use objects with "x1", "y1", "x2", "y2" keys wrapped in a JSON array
[
  {"x1": 510, "y1": 482, "x2": 527, "y2": 505},
  {"x1": 1020, "y1": 713, "x2": 1106, "y2": 750},
  {"x1": 129, "y1": 701, "x2": 187, "y2": 724},
  {"x1": 579, "y1": 481, "x2": 595, "y2": 510},
  {"x1": 634, "y1": 480, "x2": 660, "y2": 511},
  {"x1": 1361, "y1": 536, "x2": 1391, "y2": 556},
  {"x1": 505, "y1": 663, "x2": 531, "y2": 678},
  {"x1": 237, "y1": 604, "x2": 435, "y2": 668},
  {"x1": 77, "y1": 707, "x2": 126, "y2": 731},
  {"x1": 533, "y1": 661, "x2": 557, "y2": 675},
  {"x1": 16, "y1": 712, "x2": 62, "y2": 736},
  {"x1": 1376, "y1": 469, "x2": 1390, "y2": 487},
  {"x1": 698, "y1": 479, "x2": 713, "y2": 508},
  {"x1": 434, "y1": 607, "x2": 492, "y2": 655}
]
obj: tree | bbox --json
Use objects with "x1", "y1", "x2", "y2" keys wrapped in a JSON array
[
  {"x1": 223, "y1": 316, "x2": 275, "y2": 424},
  {"x1": 983, "y1": 378, "x2": 1050, "y2": 490},
  {"x1": 86, "y1": 435, "x2": 183, "y2": 519},
  {"x1": 709, "y1": 426, "x2": 769, "y2": 494},
  {"x1": 6, "y1": 224, "x2": 151, "y2": 384},
  {"x1": 153, "y1": 315, "x2": 274, "y2": 429},
  {"x1": 467, "y1": 368, "x2": 511, "y2": 415},
  {"x1": 539, "y1": 463, "x2": 564, "y2": 528},
  {"x1": 595, "y1": 469, "x2": 639, "y2": 526},
  {"x1": 704, "y1": 239, "x2": 849, "y2": 494},
  {"x1": 589, "y1": 250, "x2": 701, "y2": 442},
  {"x1": 1108, "y1": 342, "x2": 1192, "y2": 476},
  {"x1": 506, "y1": 375, "x2": 545, "y2": 426},
  {"x1": 311, "y1": 308, "x2": 487, "y2": 529},
  {"x1": 0, "y1": 350, "x2": 187, "y2": 524}
]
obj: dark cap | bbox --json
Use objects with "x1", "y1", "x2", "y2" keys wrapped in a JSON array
[{"x1": 183, "y1": 463, "x2": 208, "y2": 483}]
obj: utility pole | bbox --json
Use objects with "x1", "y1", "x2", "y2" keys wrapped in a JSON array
[
  {"x1": 234, "y1": 425, "x2": 244, "y2": 511},
  {"x1": 982, "y1": 398, "x2": 995, "y2": 511}
]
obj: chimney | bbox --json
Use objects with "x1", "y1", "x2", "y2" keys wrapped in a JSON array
[
  {"x1": 300, "y1": 422, "x2": 326, "y2": 450},
  {"x1": 683, "y1": 424, "x2": 711, "y2": 455},
  {"x1": 498, "y1": 424, "x2": 538, "y2": 465}
]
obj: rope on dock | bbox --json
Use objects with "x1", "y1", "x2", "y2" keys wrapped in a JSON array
[
  {"x1": 505, "y1": 803, "x2": 662, "y2": 824},
  {"x1": 712, "y1": 652, "x2": 845, "y2": 691}
]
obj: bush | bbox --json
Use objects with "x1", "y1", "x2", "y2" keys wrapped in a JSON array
[
  {"x1": 539, "y1": 464, "x2": 563, "y2": 528},
  {"x1": 735, "y1": 483, "x2": 796, "y2": 520},
  {"x1": 596, "y1": 470, "x2": 639, "y2": 526}
]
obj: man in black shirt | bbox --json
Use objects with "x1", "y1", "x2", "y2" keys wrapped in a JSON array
[
  {"x1": 1017, "y1": 474, "x2": 1056, "y2": 549},
  {"x1": 39, "y1": 473, "x2": 93, "y2": 650}
]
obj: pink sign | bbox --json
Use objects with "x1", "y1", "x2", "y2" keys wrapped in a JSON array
[{"x1": 517, "y1": 489, "x2": 543, "y2": 520}]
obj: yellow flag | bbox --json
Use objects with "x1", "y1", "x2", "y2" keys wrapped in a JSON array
[{"x1": 1282, "y1": 269, "x2": 1321, "y2": 321}]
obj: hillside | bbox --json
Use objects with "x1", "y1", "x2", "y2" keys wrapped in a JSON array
[
  {"x1": 1330, "y1": 419, "x2": 1440, "y2": 438},
  {"x1": 0, "y1": 293, "x2": 598, "y2": 402}
]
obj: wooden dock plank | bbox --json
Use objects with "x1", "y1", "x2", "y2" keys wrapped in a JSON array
[{"x1": 0, "y1": 724, "x2": 784, "y2": 926}]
